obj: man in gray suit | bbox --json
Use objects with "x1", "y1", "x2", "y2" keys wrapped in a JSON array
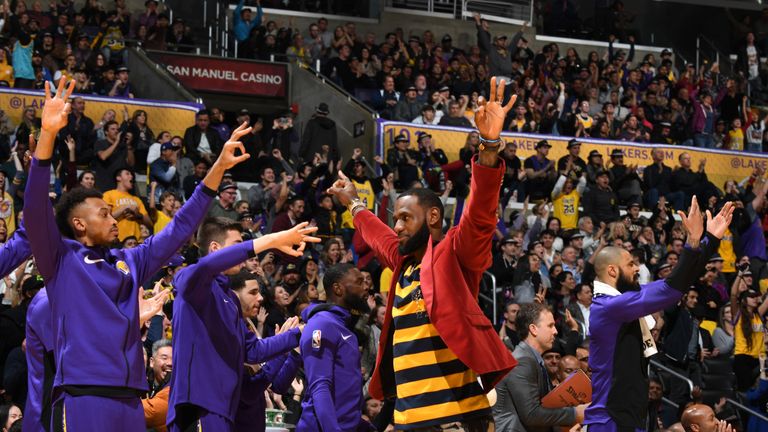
[{"x1": 493, "y1": 302, "x2": 588, "y2": 432}]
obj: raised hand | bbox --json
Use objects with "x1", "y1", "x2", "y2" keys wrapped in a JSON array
[
  {"x1": 276, "y1": 316, "x2": 300, "y2": 334},
  {"x1": 326, "y1": 170, "x2": 360, "y2": 207},
  {"x1": 41, "y1": 78, "x2": 76, "y2": 136},
  {"x1": 267, "y1": 221, "x2": 321, "y2": 257},
  {"x1": 677, "y1": 196, "x2": 704, "y2": 247},
  {"x1": 705, "y1": 201, "x2": 735, "y2": 239},
  {"x1": 475, "y1": 77, "x2": 516, "y2": 140},
  {"x1": 214, "y1": 122, "x2": 252, "y2": 170}
]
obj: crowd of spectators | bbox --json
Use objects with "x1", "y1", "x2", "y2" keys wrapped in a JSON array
[
  {"x1": 0, "y1": 1, "x2": 768, "y2": 431},
  {"x1": 0, "y1": 0, "x2": 195, "y2": 98}
]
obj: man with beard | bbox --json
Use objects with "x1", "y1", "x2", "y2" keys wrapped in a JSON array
[
  {"x1": 328, "y1": 77, "x2": 516, "y2": 430},
  {"x1": 584, "y1": 198, "x2": 734, "y2": 432},
  {"x1": 298, "y1": 263, "x2": 369, "y2": 431},
  {"x1": 143, "y1": 340, "x2": 173, "y2": 432}
]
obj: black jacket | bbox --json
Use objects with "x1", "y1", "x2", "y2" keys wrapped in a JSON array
[
  {"x1": 299, "y1": 115, "x2": 338, "y2": 163},
  {"x1": 582, "y1": 186, "x2": 619, "y2": 225},
  {"x1": 182, "y1": 126, "x2": 223, "y2": 163}
]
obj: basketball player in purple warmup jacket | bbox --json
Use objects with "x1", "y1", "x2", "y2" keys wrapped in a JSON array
[{"x1": 25, "y1": 78, "x2": 254, "y2": 431}]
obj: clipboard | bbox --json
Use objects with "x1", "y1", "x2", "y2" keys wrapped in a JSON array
[{"x1": 541, "y1": 369, "x2": 592, "y2": 408}]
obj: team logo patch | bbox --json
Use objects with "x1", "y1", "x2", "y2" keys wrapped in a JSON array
[
  {"x1": 116, "y1": 260, "x2": 131, "y2": 275},
  {"x1": 312, "y1": 330, "x2": 322, "y2": 349}
]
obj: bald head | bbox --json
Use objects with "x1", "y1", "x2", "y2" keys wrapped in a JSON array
[
  {"x1": 594, "y1": 246, "x2": 626, "y2": 275},
  {"x1": 681, "y1": 404, "x2": 721, "y2": 432},
  {"x1": 560, "y1": 355, "x2": 581, "y2": 378},
  {"x1": 594, "y1": 246, "x2": 640, "y2": 292}
]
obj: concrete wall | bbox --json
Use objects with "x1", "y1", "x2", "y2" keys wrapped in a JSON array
[
  {"x1": 288, "y1": 63, "x2": 378, "y2": 160},
  {"x1": 126, "y1": 48, "x2": 199, "y2": 102}
]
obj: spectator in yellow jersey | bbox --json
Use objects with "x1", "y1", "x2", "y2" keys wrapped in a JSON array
[
  {"x1": 103, "y1": 168, "x2": 152, "y2": 242},
  {"x1": 552, "y1": 157, "x2": 586, "y2": 231},
  {"x1": 149, "y1": 182, "x2": 176, "y2": 234}
]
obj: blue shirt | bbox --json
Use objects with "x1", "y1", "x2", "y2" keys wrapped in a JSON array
[
  {"x1": 12, "y1": 40, "x2": 34, "y2": 80},
  {"x1": 233, "y1": 0, "x2": 262, "y2": 42},
  {"x1": 25, "y1": 157, "x2": 215, "y2": 393}
]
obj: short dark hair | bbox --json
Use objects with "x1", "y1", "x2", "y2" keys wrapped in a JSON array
[
  {"x1": 398, "y1": 188, "x2": 444, "y2": 218},
  {"x1": 323, "y1": 263, "x2": 356, "y2": 300},
  {"x1": 54, "y1": 187, "x2": 104, "y2": 239},
  {"x1": 229, "y1": 268, "x2": 259, "y2": 291},
  {"x1": 122, "y1": 235, "x2": 138, "y2": 245},
  {"x1": 196, "y1": 109, "x2": 209, "y2": 118},
  {"x1": 113, "y1": 167, "x2": 131, "y2": 184},
  {"x1": 516, "y1": 302, "x2": 549, "y2": 341},
  {"x1": 102, "y1": 119, "x2": 118, "y2": 132},
  {"x1": 196, "y1": 217, "x2": 243, "y2": 256}
]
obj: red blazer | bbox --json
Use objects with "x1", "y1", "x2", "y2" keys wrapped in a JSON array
[{"x1": 354, "y1": 158, "x2": 517, "y2": 400}]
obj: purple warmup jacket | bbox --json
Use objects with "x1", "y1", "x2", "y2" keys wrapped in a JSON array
[
  {"x1": 234, "y1": 344, "x2": 301, "y2": 431},
  {"x1": 167, "y1": 240, "x2": 301, "y2": 425},
  {"x1": 298, "y1": 303, "x2": 364, "y2": 432},
  {"x1": 24, "y1": 157, "x2": 215, "y2": 394},
  {"x1": 585, "y1": 234, "x2": 718, "y2": 432},
  {"x1": 24, "y1": 288, "x2": 52, "y2": 432}
]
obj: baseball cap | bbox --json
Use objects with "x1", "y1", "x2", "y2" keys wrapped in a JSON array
[
  {"x1": 589, "y1": 150, "x2": 602, "y2": 158},
  {"x1": 417, "y1": 132, "x2": 432, "y2": 142},
  {"x1": 708, "y1": 254, "x2": 724, "y2": 263},
  {"x1": 284, "y1": 263, "x2": 301, "y2": 275},
  {"x1": 500, "y1": 236, "x2": 519, "y2": 246},
  {"x1": 218, "y1": 183, "x2": 237, "y2": 194},
  {"x1": 610, "y1": 149, "x2": 624, "y2": 158},
  {"x1": 393, "y1": 134, "x2": 408, "y2": 143},
  {"x1": 535, "y1": 140, "x2": 551, "y2": 149},
  {"x1": 441, "y1": 34, "x2": 452, "y2": 43},
  {"x1": 161, "y1": 142, "x2": 180, "y2": 151},
  {"x1": 567, "y1": 139, "x2": 580, "y2": 149}
]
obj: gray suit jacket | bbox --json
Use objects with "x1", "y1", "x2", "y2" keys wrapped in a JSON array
[{"x1": 492, "y1": 342, "x2": 577, "y2": 432}]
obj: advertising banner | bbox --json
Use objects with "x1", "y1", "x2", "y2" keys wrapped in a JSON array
[
  {"x1": 0, "y1": 88, "x2": 201, "y2": 138},
  {"x1": 380, "y1": 121, "x2": 768, "y2": 191},
  {"x1": 149, "y1": 52, "x2": 288, "y2": 98}
]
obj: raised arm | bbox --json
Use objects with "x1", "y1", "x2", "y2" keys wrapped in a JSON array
[
  {"x1": 25, "y1": 79, "x2": 75, "y2": 281},
  {"x1": 0, "y1": 223, "x2": 31, "y2": 279},
  {"x1": 454, "y1": 77, "x2": 515, "y2": 272},
  {"x1": 327, "y1": 171, "x2": 400, "y2": 270},
  {"x1": 126, "y1": 123, "x2": 254, "y2": 284}
]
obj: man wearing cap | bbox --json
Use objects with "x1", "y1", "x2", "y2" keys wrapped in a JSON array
[
  {"x1": 582, "y1": 169, "x2": 619, "y2": 226},
  {"x1": 557, "y1": 139, "x2": 587, "y2": 182},
  {"x1": 524, "y1": 139, "x2": 557, "y2": 201},
  {"x1": 149, "y1": 141, "x2": 181, "y2": 200},
  {"x1": 492, "y1": 235, "x2": 522, "y2": 290},
  {"x1": 394, "y1": 85, "x2": 421, "y2": 122},
  {"x1": 387, "y1": 134, "x2": 421, "y2": 189},
  {"x1": 108, "y1": 66, "x2": 134, "y2": 98},
  {"x1": 474, "y1": 12, "x2": 513, "y2": 78},
  {"x1": 208, "y1": 183, "x2": 240, "y2": 220},
  {"x1": 413, "y1": 104, "x2": 442, "y2": 125},
  {"x1": 300, "y1": 102, "x2": 339, "y2": 163},
  {"x1": 608, "y1": 148, "x2": 642, "y2": 206}
]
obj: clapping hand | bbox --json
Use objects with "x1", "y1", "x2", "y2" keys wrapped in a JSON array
[
  {"x1": 705, "y1": 201, "x2": 735, "y2": 239},
  {"x1": 138, "y1": 283, "x2": 169, "y2": 328},
  {"x1": 677, "y1": 196, "x2": 704, "y2": 248}
]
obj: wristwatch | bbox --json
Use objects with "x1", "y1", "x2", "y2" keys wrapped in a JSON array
[
  {"x1": 478, "y1": 135, "x2": 503, "y2": 152},
  {"x1": 348, "y1": 198, "x2": 366, "y2": 216}
]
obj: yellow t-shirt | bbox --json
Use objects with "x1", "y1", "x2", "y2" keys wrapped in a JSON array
[
  {"x1": 380, "y1": 267, "x2": 393, "y2": 297},
  {"x1": 103, "y1": 189, "x2": 148, "y2": 241},
  {"x1": 153, "y1": 210, "x2": 172, "y2": 234},
  {"x1": 729, "y1": 129, "x2": 744, "y2": 151},
  {"x1": 553, "y1": 191, "x2": 579, "y2": 230},
  {"x1": 351, "y1": 178, "x2": 375, "y2": 211},
  {"x1": 0, "y1": 63, "x2": 14, "y2": 87},
  {"x1": 719, "y1": 228, "x2": 736, "y2": 274},
  {"x1": 734, "y1": 313, "x2": 764, "y2": 358},
  {"x1": 0, "y1": 191, "x2": 15, "y2": 236}
]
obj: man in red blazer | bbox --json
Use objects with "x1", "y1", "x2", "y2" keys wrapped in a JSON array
[{"x1": 328, "y1": 77, "x2": 517, "y2": 431}]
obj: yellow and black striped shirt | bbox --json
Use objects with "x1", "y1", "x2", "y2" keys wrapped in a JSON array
[{"x1": 391, "y1": 263, "x2": 490, "y2": 429}]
